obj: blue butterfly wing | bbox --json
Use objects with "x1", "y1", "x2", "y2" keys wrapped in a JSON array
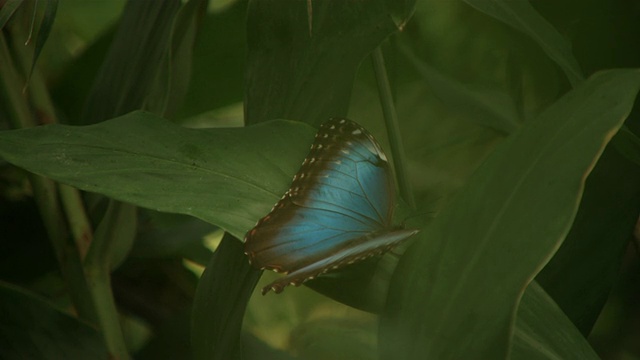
[
  {"x1": 244, "y1": 118, "x2": 416, "y2": 294},
  {"x1": 259, "y1": 228, "x2": 418, "y2": 294}
]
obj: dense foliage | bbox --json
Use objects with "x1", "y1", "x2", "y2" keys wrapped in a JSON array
[{"x1": 1, "y1": 0, "x2": 639, "y2": 359}]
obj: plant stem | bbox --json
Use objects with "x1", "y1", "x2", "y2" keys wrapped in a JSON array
[
  {"x1": 0, "y1": 33, "x2": 97, "y2": 322},
  {"x1": 6, "y1": 26, "x2": 131, "y2": 357},
  {"x1": 371, "y1": 46, "x2": 415, "y2": 209},
  {"x1": 10, "y1": 29, "x2": 95, "y2": 260},
  {"x1": 58, "y1": 184, "x2": 93, "y2": 258},
  {"x1": 85, "y1": 264, "x2": 130, "y2": 360},
  {"x1": 84, "y1": 201, "x2": 135, "y2": 360}
]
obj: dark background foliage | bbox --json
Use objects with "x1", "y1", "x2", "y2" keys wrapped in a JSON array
[{"x1": 0, "y1": 0, "x2": 639, "y2": 359}]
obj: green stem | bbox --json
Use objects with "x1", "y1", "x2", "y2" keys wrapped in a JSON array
[
  {"x1": 10, "y1": 27, "x2": 95, "y2": 260},
  {"x1": 6, "y1": 26, "x2": 131, "y2": 357},
  {"x1": 371, "y1": 47, "x2": 415, "y2": 209},
  {"x1": 84, "y1": 201, "x2": 134, "y2": 360},
  {"x1": 0, "y1": 33, "x2": 97, "y2": 322},
  {"x1": 0, "y1": 38, "x2": 32, "y2": 129},
  {"x1": 58, "y1": 184, "x2": 93, "y2": 258},
  {"x1": 85, "y1": 265, "x2": 130, "y2": 360}
]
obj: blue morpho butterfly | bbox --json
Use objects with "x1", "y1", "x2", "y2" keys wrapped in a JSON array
[{"x1": 244, "y1": 118, "x2": 418, "y2": 294}]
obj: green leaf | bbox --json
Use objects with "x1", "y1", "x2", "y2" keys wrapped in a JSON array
[
  {"x1": 536, "y1": 143, "x2": 640, "y2": 334},
  {"x1": 147, "y1": 0, "x2": 207, "y2": 118},
  {"x1": 512, "y1": 281, "x2": 599, "y2": 359},
  {"x1": 191, "y1": 234, "x2": 262, "y2": 360},
  {"x1": 0, "y1": 0, "x2": 24, "y2": 30},
  {"x1": 51, "y1": 28, "x2": 115, "y2": 124},
  {"x1": 245, "y1": 0, "x2": 398, "y2": 126},
  {"x1": 289, "y1": 317, "x2": 377, "y2": 360},
  {"x1": 82, "y1": 0, "x2": 181, "y2": 123},
  {"x1": 611, "y1": 125, "x2": 640, "y2": 167},
  {"x1": 175, "y1": 0, "x2": 247, "y2": 119},
  {"x1": 0, "y1": 281, "x2": 108, "y2": 359},
  {"x1": 462, "y1": 0, "x2": 584, "y2": 86},
  {"x1": 380, "y1": 69, "x2": 640, "y2": 359},
  {"x1": 27, "y1": 0, "x2": 58, "y2": 81},
  {"x1": 0, "y1": 111, "x2": 315, "y2": 239},
  {"x1": 88, "y1": 200, "x2": 137, "y2": 271},
  {"x1": 398, "y1": 41, "x2": 520, "y2": 134}
]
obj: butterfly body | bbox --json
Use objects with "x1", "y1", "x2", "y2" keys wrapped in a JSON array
[{"x1": 244, "y1": 118, "x2": 417, "y2": 294}]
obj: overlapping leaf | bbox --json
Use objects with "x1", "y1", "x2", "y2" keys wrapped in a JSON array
[
  {"x1": 380, "y1": 69, "x2": 640, "y2": 359},
  {"x1": 463, "y1": 0, "x2": 584, "y2": 85},
  {"x1": 0, "y1": 112, "x2": 315, "y2": 239}
]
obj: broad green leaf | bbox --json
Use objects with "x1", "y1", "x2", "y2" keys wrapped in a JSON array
[
  {"x1": 192, "y1": 234, "x2": 262, "y2": 360},
  {"x1": 49, "y1": 0, "x2": 125, "y2": 123},
  {"x1": 463, "y1": 0, "x2": 583, "y2": 86},
  {"x1": 82, "y1": 0, "x2": 181, "y2": 123},
  {"x1": 147, "y1": 0, "x2": 206, "y2": 118},
  {"x1": 0, "y1": 281, "x2": 108, "y2": 359},
  {"x1": 245, "y1": 0, "x2": 398, "y2": 126},
  {"x1": 512, "y1": 281, "x2": 599, "y2": 359},
  {"x1": 380, "y1": 69, "x2": 640, "y2": 359},
  {"x1": 536, "y1": 143, "x2": 640, "y2": 334},
  {"x1": 175, "y1": 0, "x2": 247, "y2": 119},
  {"x1": 0, "y1": 111, "x2": 315, "y2": 239}
]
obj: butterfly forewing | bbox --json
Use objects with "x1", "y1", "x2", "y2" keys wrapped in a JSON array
[
  {"x1": 244, "y1": 118, "x2": 414, "y2": 294},
  {"x1": 291, "y1": 123, "x2": 392, "y2": 226}
]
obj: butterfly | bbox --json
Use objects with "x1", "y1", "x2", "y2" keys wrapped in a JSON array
[{"x1": 244, "y1": 118, "x2": 418, "y2": 294}]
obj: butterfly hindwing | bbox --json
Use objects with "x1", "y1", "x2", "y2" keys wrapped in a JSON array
[
  {"x1": 262, "y1": 228, "x2": 419, "y2": 294},
  {"x1": 244, "y1": 118, "x2": 417, "y2": 294}
]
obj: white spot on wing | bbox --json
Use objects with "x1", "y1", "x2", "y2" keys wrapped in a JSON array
[{"x1": 378, "y1": 152, "x2": 388, "y2": 162}]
